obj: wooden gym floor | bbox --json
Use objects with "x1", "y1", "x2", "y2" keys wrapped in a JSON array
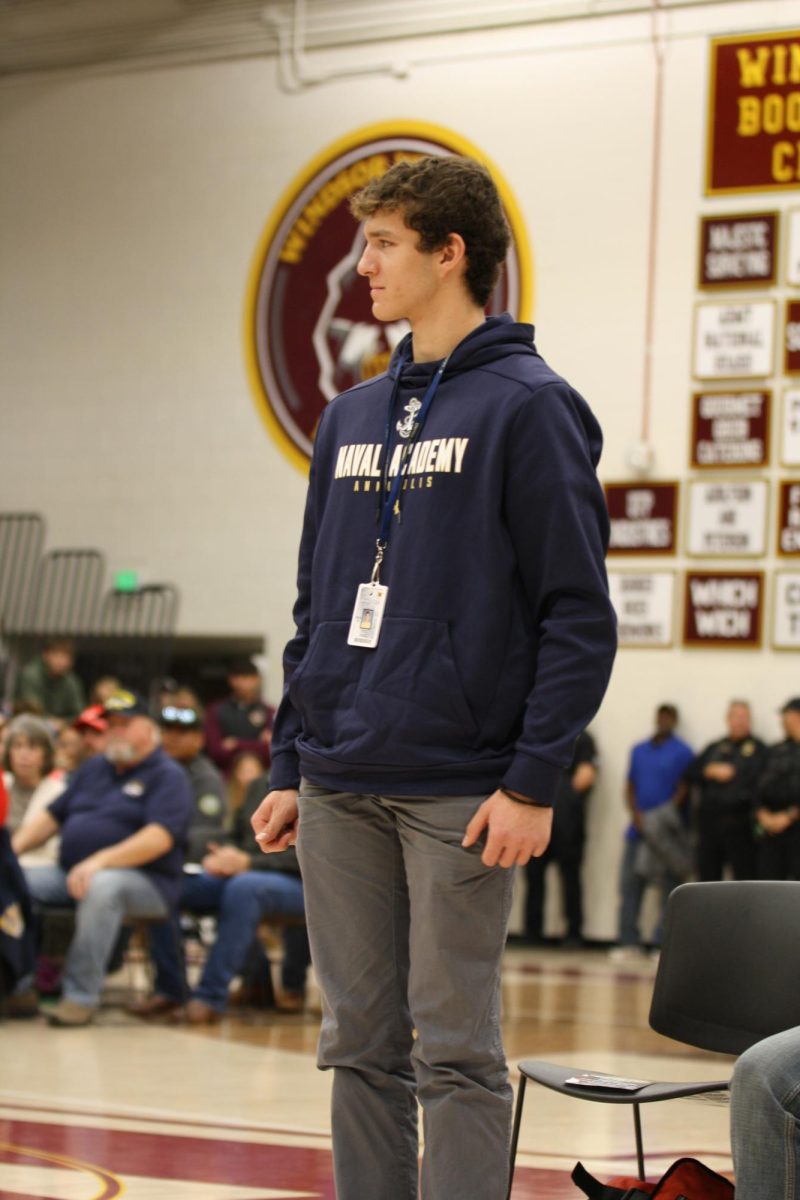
[{"x1": 0, "y1": 944, "x2": 734, "y2": 1198}]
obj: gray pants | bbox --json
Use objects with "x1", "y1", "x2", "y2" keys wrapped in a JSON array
[{"x1": 296, "y1": 784, "x2": 514, "y2": 1200}]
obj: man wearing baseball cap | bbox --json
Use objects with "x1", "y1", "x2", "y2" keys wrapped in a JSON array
[
  {"x1": 753, "y1": 697, "x2": 800, "y2": 880},
  {"x1": 10, "y1": 689, "x2": 192, "y2": 1026},
  {"x1": 69, "y1": 704, "x2": 109, "y2": 769}
]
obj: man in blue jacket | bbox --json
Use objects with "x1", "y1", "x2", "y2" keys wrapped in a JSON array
[
  {"x1": 252, "y1": 155, "x2": 617, "y2": 1200},
  {"x1": 11, "y1": 689, "x2": 192, "y2": 1027}
]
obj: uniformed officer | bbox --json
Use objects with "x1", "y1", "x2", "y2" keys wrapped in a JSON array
[
  {"x1": 687, "y1": 700, "x2": 766, "y2": 881},
  {"x1": 754, "y1": 697, "x2": 800, "y2": 880}
]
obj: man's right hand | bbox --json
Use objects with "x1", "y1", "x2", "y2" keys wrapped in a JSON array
[{"x1": 251, "y1": 789, "x2": 299, "y2": 853}]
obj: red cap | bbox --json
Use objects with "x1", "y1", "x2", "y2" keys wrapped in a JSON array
[{"x1": 74, "y1": 704, "x2": 108, "y2": 734}]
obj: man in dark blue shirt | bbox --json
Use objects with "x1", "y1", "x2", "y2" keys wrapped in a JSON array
[{"x1": 11, "y1": 689, "x2": 192, "y2": 1026}]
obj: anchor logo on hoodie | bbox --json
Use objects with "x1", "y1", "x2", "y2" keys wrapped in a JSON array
[{"x1": 397, "y1": 397, "x2": 422, "y2": 440}]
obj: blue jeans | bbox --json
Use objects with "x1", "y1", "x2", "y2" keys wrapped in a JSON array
[
  {"x1": 617, "y1": 837, "x2": 680, "y2": 948},
  {"x1": 297, "y1": 784, "x2": 514, "y2": 1200},
  {"x1": 149, "y1": 870, "x2": 307, "y2": 1010},
  {"x1": 23, "y1": 864, "x2": 168, "y2": 1006},
  {"x1": 731, "y1": 1026, "x2": 800, "y2": 1199}
]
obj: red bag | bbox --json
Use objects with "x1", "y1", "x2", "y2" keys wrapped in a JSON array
[{"x1": 573, "y1": 1158, "x2": 734, "y2": 1199}]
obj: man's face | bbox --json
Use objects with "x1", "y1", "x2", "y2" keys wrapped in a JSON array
[
  {"x1": 357, "y1": 209, "x2": 441, "y2": 328},
  {"x1": 161, "y1": 725, "x2": 203, "y2": 763},
  {"x1": 104, "y1": 715, "x2": 154, "y2": 765},
  {"x1": 229, "y1": 672, "x2": 261, "y2": 703},
  {"x1": 655, "y1": 708, "x2": 677, "y2": 737},
  {"x1": 783, "y1": 709, "x2": 800, "y2": 741},
  {"x1": 727, "y1": 703, "x2": 751, "y2": 740},
  {"x1": 80, "y1": 728, "x2": 107, "y2": 758}
]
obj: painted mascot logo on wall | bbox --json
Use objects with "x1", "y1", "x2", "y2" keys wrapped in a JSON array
[{"x1": 245, "y1": 121, "x2": 533, "y2": 471}]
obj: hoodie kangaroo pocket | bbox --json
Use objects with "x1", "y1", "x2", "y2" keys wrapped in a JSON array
[
  {"x1": 288, "y1": 621, "x2": 360, "y2": 746},
  {"x1": 356, "y1": 617, "x2": 478, "y2": 751}
]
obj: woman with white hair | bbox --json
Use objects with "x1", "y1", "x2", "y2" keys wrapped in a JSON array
[{"x1": 3, "y1": 714, "x2": 64, "y2": 865}]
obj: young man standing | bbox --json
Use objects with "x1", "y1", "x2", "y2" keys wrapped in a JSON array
[{"x1": 252, "y1": 156, "x2": 616, "y2": 1199}]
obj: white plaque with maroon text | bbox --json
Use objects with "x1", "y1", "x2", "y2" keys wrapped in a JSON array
[
  {"x1": 693, "y1": 301, "x2": 775, "y2": 380},
  {"x1": 781, "y1": 388, "x2": 800, "y2": 467},
  {"x1": 788, "y1": 209, "x2": 800, "y2": 287},
  {"x1": 609, "y1": 571, "x2": 675, "y2": 647},
  {"x1": 687, "y1": 479, "x2": 768, "y2": 557},
  {"x1": 773, "y1": 572, "x2": 800, "y2": 649}
]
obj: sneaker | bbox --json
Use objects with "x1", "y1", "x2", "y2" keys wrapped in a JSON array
[
  {"x1": 608, "y1": 945, "x2": 646, "y2": 963},
  {"x1": 48, "y1": 1000, "x2": 96, "y2": 1027},
  {"x1": 2, "y1": 989, "x2": 40, "y2": 1019}
]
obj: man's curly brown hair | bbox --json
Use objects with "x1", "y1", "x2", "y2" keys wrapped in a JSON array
[{"x1": 350, "y1": 156, "x2": 510, "y2": 308}]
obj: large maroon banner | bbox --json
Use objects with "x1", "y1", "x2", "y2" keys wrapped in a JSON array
[{"x1": 706, "y1": 30, "x2": 800, "y2": 194}]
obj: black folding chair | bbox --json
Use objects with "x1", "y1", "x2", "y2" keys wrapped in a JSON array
[{"x1": 507, "y1": 880, "x2": 800, "y2": 1195}]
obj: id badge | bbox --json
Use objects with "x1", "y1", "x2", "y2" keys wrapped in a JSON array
[{"x1": 347, "y1": 582, "x2": 388, "y2": 649}]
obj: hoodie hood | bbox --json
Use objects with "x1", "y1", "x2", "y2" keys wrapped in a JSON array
[{"x1": 387, "y1": 313, "x2": 538, "y2": 382}]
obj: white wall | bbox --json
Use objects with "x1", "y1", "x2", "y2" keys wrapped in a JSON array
[{"x1": 2, "y1": 0, "x2": 798, "y2": 936}]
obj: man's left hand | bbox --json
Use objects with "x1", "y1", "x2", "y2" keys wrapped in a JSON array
[{"x1": 462, "y1": 790, "x2": 553, "y2": 868}]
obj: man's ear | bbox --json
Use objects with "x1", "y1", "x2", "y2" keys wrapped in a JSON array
[{"x1": 438, "y1": 232, "x2": 467, "y2": 275}]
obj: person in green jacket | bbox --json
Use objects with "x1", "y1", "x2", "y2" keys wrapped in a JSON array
[{"x1": 15, "y1": 640, "x2": 85, "y2": 723}]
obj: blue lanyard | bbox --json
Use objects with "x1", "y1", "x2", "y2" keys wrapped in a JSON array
[{"x1": 370, "y1": 353, "x2": 449, "y2": 581}]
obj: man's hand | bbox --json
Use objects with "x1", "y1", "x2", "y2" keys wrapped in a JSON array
[
  {"x1": 758, "y1": 808, "x2": 796, "y2": 835},
  {"x1": 67, "y1": 855, "x2": 104, "y2": 900},
  {"x1": 252, "y1": 789, "x2": 299, "y2": 853},
  {"x1": 462, "y1": 790, "x2": 553, "y2": 868},
  {"x1": 704, "y1": 762, "x2": 735, "y2": 783},
  {"x1": 202, "y1": 843, "x2": 250, "y2": 876}
]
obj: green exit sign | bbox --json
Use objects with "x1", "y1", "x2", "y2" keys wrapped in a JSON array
[{"x1": 114, "y1": 570, "x2": 139, "y2": 593}]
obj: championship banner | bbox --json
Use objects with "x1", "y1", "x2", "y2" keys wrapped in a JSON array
[
  {"x1": 605, "y1": 482, "x2": 678, "y2": 555},
  {"x1": 245, "y1": 122, "x2": 532, "y2": 470},
  {"x1": 684, "y1": 571, "x2": 764, "y2": 647},
  {"x1": 690, "y1": 389, "x2": 770, "y2": 468},
  {"x1": 706, "y1": 30, "x2": 800, "y2": 195},
  {"x1": 777, "y1": 481, "x2": 800, "y2": 555},
  {"x1": 698, "y1": 212, "x2": 778, "y2": 288}
]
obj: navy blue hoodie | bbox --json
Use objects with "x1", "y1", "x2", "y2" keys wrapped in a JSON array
[{"x1": 270, "y1": 315, "x2": 617, "y2": 806}]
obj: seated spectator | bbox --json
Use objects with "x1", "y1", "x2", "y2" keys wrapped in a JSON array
[
  {"x1": 686, "y1": 700, "x2": 765, "y2": 881},
  {"x1": 205, "y1": 660, "x2": 275, "y2": 774},
  {"x1": 14, "y1": 639, "x2": 85, "y2": 724},
  {"x1": 157, "y1": 703, "x2": 227, "y2": 862},
  {"x1": 89, "y1": 676, "x2": 122, "y2": 707},
  {"x1": 54, "y1": 726, "x2": 84, "y2": 778},
  {"x1": 524, "y1": 729, "x2": 597, "y2": 945},
  {"x1": 228, "y1": 751, "x2": 264, "y2": 815},
  {"x1": 10, "y1": 688, "x2": 192, "y2": 1026},
  {"x1": 130, "y1": 769, "x2": 309, "y2": 1025},
  {"x1": 3, "y1": 715, "x2": 64, "y2": 868},
  {"x1": 73, "y1": 705, "x2": 109, "y2": 763},
  {"x1": 754, "y1": 698, "x2": 800, "y2": 880},
  {"x1": 610, "y1": 704, "x2": 694, "y2": 960},
  {"x1": 730, "y1": 1025, "x2": 800, "y2": 1198}
]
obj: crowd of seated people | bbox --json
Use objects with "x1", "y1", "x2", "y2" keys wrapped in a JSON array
[{"x1": 0, "y1": 649, "x2": 308, "y2": 1027}]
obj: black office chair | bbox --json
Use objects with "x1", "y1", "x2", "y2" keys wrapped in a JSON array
[{"x1": 507, "y1": 880, "x2": 800, "y2": 1196}]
